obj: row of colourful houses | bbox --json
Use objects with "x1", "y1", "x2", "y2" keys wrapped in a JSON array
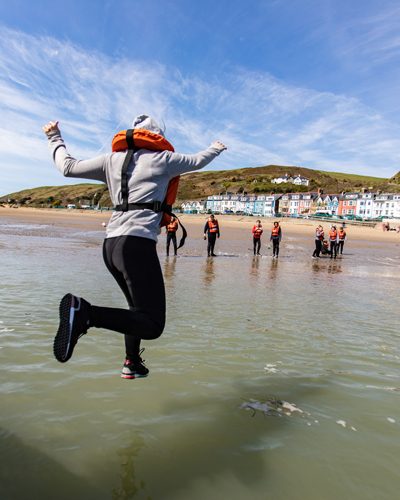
[{"x1": 182, "y1": 192, "x2": 400, "y2": 219}]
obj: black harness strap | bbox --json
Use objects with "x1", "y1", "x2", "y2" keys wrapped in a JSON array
[
  {"x1": 176, "y1": 216, "x2": 187, "y2": 249},
  {"x1": 119, "y1": 129, "x2": 135, "y2": 212},
  {"x1": 115, "y1": 201, "x2": 167, "y2": 213}
]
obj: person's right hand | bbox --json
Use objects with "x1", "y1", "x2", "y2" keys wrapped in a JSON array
[
  {"x1": 42, "y1": 121, "x2": 60, "y2": 136},
  {"x1": 204, "y1": 235, "x2": 207, "y2": 240},
  {"x1": 210, "y1": 141, "x2": 227, "y2": 151}
]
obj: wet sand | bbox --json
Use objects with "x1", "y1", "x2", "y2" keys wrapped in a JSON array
[{"x1": 1, "y1": 207, "x2": 399, "y2": 244}]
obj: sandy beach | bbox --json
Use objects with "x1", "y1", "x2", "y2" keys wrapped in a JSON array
[{"x1": 1, "y1": 206, "x2": 399, "y2": 244}]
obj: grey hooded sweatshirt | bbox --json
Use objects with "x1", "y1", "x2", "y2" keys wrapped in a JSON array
[{"x1": 47, "y1": 115, "x2": 224, "y2": 241}]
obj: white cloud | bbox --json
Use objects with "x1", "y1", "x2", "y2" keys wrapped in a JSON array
[
  {"x1": 332, "y1": 4, "x2": 400, "y2": 66},
  {"x1": 0, "y1": 26, "x2": 400, "y2": 195}
]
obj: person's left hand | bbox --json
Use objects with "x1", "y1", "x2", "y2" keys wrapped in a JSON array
[{"x1": 42, "y1": 121, "x2": 60, "y2": 136}]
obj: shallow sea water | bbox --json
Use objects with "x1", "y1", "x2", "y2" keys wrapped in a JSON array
[{"x1": 0, "y1": 217, "x2": 399, "y2": 500}]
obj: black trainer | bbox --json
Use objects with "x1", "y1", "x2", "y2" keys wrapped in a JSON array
[
  {"x1": 121, "y1": 348, "x2": 149, "y2": 379},
  {"x1": 54, "y1": 293, "x2": 91, "y2": 363}
]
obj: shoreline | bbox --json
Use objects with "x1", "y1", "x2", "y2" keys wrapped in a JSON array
[{"x1": 1, "y1": 206, "x2": 400, "y2": 243}]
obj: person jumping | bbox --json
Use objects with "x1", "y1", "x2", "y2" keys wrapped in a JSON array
[{"x1": 43, "y1": 115, "x2": 226, "y2": 379}]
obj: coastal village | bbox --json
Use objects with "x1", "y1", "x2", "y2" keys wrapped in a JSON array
[
  {"x1": 2, "y1": 170, "x2": 400, "y2": 222},
  {"x1": 182, "y1": 174, "x2": 400, "y2": 219}
]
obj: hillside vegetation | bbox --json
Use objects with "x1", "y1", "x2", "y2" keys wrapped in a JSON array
[{"x1": 2, "y1": 165, "x2": 399, "y2": 208}]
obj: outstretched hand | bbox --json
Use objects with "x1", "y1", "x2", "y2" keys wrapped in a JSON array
[
  {"x1": 42, "y1": 121, "x2": 60, "y2": 136},
  {"x1": 211, "y1": 141, "x2": 227, "y2": 151}
]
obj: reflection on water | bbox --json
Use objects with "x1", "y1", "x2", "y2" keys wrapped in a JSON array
[
  {"x1": 163, "y1": 256, "x2": 177, "y2": 281},
  {"x1": 311, "y1": 259, "x2": 344, "y2": 276},
  {"x1": 1, "y1": 219, "x2": 400, "y2": 500},
  {"x1": 202, "y1": 257, "x2": 215, "y2": 287},
  {"x1": 111, "y1": 433, "x2": 149, "y2": 500},
  {"x1": 269, "y1": 257, "x2": 279, "y2": 280},
  {"x1": 250, "y1": 255, "x2": 260, "y2": 280}
]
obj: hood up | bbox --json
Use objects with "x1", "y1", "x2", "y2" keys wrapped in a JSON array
[{"x1": 132, "y1": 115, "x2": 165, "y2": 137}]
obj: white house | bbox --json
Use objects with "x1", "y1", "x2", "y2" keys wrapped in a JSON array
[
  {"x1": 289, "y1": 194, "x2": 301, "y2": 214},
  {"x1": 292, "y1": 175, "x2": 310, "y2": 187},
  {"x1": 271, "y1": 173, "x2": 309, "y2": 186},
  {"x1": 356, "y1": 193, "x2": 374, "y2": 218},
  {"x1": 394, "y1": 194, "x2": 400, "y2": 218},
  {"x1": 181, "y1": 200, "x2": 205, "y2": 213},
  {"x1": 271, "y1": 174, "x2": 293, "y2": 184},
  {"x1": 372, "y1": 194, "x2": 397, "y2": 218}
]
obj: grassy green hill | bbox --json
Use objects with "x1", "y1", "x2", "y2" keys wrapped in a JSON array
[
  {"x1": 1, "y1": 165, "x2": 399, "y2": 208},
  {"x1": 390, "y1": 171, "x2": 400, "y2": 183}
]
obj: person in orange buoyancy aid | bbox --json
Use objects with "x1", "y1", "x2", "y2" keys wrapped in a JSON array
[
  {"x1": 270, "y1": 221, "x2": 282, "y2": 258},
  {"x1": 166, "y1": 216, "x2": 179, "y2": 256},
  {"x1": 252, "y1": 220, "x2": 263, "y2": 255},
  {"x1": 337, "y1": 226, "x2": 346, "y2": 255},
  {"x1": 329, "y1": 225, "x2": 338, "y2": 259},
  {"x1": 204, "y1": 214, "x2": 220, "y2": 256},
  {"x1": 43, "y1": 115, "x2": 226, "y2": 381},
  {"x1": 321, "y1": 239, "x2": 330, "y2": 255}
]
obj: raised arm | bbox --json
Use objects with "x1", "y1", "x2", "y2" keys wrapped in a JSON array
[
  {"x1": 43, "y1": 121, "x2": 107, "y2": 182},
  {"x1": 166, "y1": 141, "x2": 227, "y2": 177}
]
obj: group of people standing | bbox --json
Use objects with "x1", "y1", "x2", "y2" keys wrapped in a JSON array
[
  {"x1": 166, "y1": 215, "x2": 283, "y2": 258},
  {"x1": 312, "y1": 224, "x2": 346, "y2": 259},
  {"x1": 251, "y1": 219, "x2": 282, "y2": 257},
  {"x1": 166, "y1": 216, "x2": 348, "y2": 260}
]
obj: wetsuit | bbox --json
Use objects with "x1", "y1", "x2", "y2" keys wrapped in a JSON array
[
  {"x1": 329, "y1": 230, "x2": 338, "y2": 259},
  {"x1": 204, "y1": 219, "x2": 220, "y2": 256},
  {"x1": 337, "y1": 230, "x2": 346, "y2": 254},
  {"x1": 47, "y1": 115, "x2": 224, "y2": 361},
  {"x1": 252, "y1": 225, "x2": 263, "y2": 255},
  {"x1": 166, "y1": 220, "x2": 178, "y2": 256},
  {"x1": 270, "y1": 225, "x2": 282, "y2": 257}
]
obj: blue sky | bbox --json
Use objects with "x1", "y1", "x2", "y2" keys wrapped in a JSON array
[{"x1": 1, "y1": 0, "x2": 400, "y2": 195}]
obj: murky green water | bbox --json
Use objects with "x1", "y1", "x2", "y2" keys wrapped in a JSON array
[{"x1": 1, "y1": 216, "x2": 399, "y2": 499}]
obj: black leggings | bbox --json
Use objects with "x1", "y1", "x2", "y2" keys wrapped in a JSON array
[
  {"x1": 207, "y1": 233, "x2": 217, "y2": 255},
  {"x1": 272, "y1": 238, "x2": 280, "y2": 256},
  {"x1": 337, "y1": 240, "x2": 344, "y2": 254},
  {"x1": 166, "y1": 232, "x2": 177, "y2": 256},
  {"x1": 253, "y1": 237, "x2": 261, "y2": 255},
  {"x1": 330, "y1": 240, "x2": 337, "y2": 258},
  {"x1": 313, "y1": 239, "x2": 322, "y2": 257},
  {"x1": 90, "y1": 236, "x2": 166, "y2": 359}
]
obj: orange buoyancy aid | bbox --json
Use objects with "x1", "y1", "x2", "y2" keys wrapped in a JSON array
[
  {"x1": 271, "y1": 226, "x2": 280, "y2": 238},
  {"x1": 329, "y1": 229, "x2": 337, "y2": 241},
  {"x1": 111, "y1": 129, "x2": 177, "y2": 227},
  {"x1": 338, "y1": 230, "x2": 346, "y2": 240},
  {"x1": 208, "y1": 219, "x2": 219, "y2": 232},
  {"x1": 112, "y1": 129, "x2": 174, "y2": 153},
  {"x1": 252, "y1": 225, "x2": 263, "y2": 238},
  {"x1": 167, "y1": 221, "x2": 178, "y2": 233}
]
